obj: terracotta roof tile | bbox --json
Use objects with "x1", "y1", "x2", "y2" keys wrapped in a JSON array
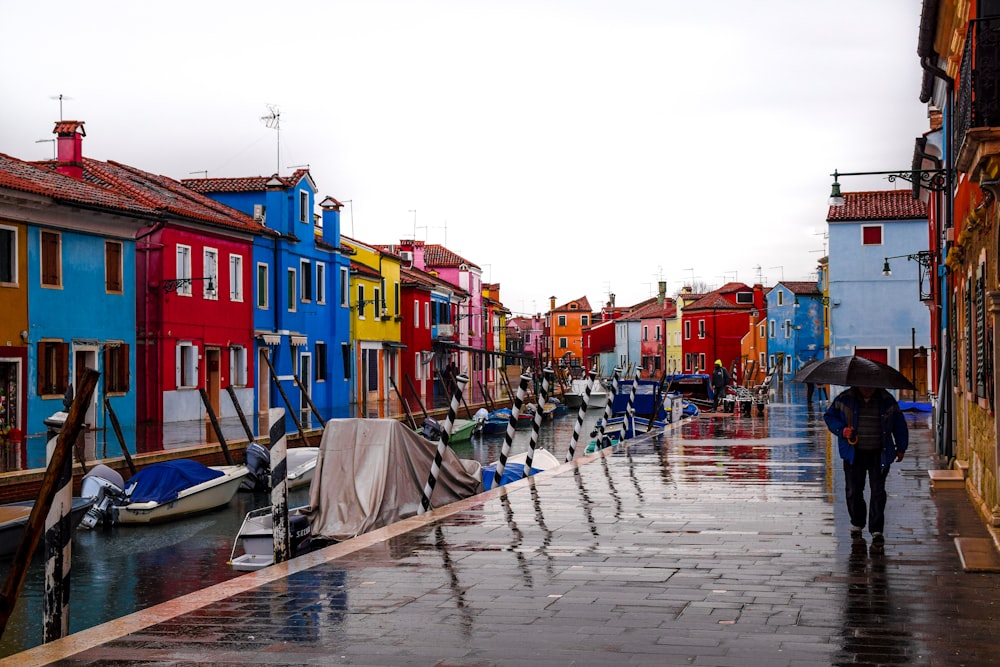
[
  {"x1": 0, "y1": 152, "x2": 158, "y2": 216},
  {"x1": 827, "y1": 190, "x2": 927, "y2": 222},
  {"x1": 552, "y1": 296, "x2": 592, "y2": 312},
  {"x1": 781, "y1": 281, "x2": 820, "y2": 295},
  {"x1": 181, "y1": 169, "x2": 312, "y2": 194},
  {"x1": 423, "y1": 243, "x2": 480, "y2": 270}
]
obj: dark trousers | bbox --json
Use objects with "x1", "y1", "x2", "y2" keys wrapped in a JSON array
[{"x1": 844, "y1": 449, "x2": 890, "y2": 534}]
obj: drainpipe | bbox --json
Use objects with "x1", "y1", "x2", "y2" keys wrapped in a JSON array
[{"x1": 919, "y1": 51, "x2": 954, "y2": 459}]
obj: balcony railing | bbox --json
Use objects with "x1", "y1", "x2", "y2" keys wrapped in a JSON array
[{"x1": 956, "y1": 17, "x2": 1000, "y2": 158}]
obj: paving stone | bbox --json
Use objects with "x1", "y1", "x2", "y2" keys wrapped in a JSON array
[{"x1": 9, "y1": 408, "x2": 1000, "y2": 666}]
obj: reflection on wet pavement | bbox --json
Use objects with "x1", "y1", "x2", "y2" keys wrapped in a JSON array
[{"x1": 14, "y1": 404, "x2": 1000, "y2": 666}]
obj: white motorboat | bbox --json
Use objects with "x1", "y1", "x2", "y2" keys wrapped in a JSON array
[
  {"x1": 228, "y1": 418, "x2": 483, "y2": 570},
  {"x1": 481, "y1": 448, "x2": 562, "y2": 490},
  {"x1": 81, "y1": 461, "x2": 249, "y2": 526},
  {"x1": 286, "y1": 447, "x2": 318, "y2": 490},
  {"x1": 229, "y1": 506, "x2": 313, "y2": 572},
  {"x1": 565, "y1": 379, "x2": 609, "y2": 410}
]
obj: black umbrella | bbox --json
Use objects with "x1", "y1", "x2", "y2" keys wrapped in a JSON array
[{"x1": 791, "y1": 355, "x2": 916, "y2": 391}]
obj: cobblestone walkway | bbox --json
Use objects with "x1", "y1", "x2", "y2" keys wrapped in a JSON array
[{"x1": 9, "y1": 405, "x2": 1000, "y2": 666}]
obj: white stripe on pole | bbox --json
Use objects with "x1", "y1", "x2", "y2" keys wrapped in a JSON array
[
  {"x1": 566, "y1": 366, "x2": 597, "y2": 462},
  {"x1": 494, "y1": 374, "x2": 530, "y2": 488},
  {"x1": 597, "y1": 367, "x2": 622, "y2": 441},
  {"x1": 524, "y1": 367, "x2": 551, "y2": 476},
  {"x1": 269, "y1": 407, "x2": 290, "y2": 565},
  {"x1": 625, "y1": 369, "x2": 641, "y2": 438},
  {"x1": 43, "y1": 435, "x2": 72, "y2": 642},
  {"x1": 421, "y1": 373, "x2": 468, "y2": 513}
]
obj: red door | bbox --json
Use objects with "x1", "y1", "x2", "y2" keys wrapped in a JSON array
[{"x1": 854, "y1": 348, "x2": 888, "y2": 364}]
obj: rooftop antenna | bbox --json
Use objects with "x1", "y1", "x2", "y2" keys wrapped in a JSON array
[
  {"x1": 343, "y1": 200, "x2": 354, "y2": 237},
  {"x1": 35, "y1": 139, "x2": 56, "y2": 159},
  {"x1": 50, "y1": 94, "x2": 72, "y2": 121},
  {"x1": 769, "y1": 265, "x2": 784, "y2": 282},
  {"x1": 260, "y1": 104, "x2": 281, "y2": 173},
  {"x1": 753, "y1": 264, "x2": 763, "y2": 283},
  {"x1": 189, "y1": 170, "x2": 208, "y2": 179}
]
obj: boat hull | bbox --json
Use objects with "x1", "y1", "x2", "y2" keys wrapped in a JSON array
[
  {"x1": 0, "y1": 498, "x2": 95, "y2": 557},
  {"x1": 115, "y1": 465, "x2": 249, "y2": 524}
]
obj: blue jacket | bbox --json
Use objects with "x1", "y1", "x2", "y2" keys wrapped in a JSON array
[{"x1": 824, "y1": 388, "x2": 908, "y2": 466}]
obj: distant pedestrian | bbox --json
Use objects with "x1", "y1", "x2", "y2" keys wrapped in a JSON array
[
  {"x1": 710, "y1": 360, "x2": 730, "y2": 411},
  {"x1": 824, "y1": 386, "x2": 908, "y2": 550}
]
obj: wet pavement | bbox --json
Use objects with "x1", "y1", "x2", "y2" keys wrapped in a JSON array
[{"x1": 7, "y1": 403, "x2": 1000, "y2": 666}]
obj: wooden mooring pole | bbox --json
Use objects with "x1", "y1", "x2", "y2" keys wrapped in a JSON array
[
  {"x1": 103, "y1": 396, "x2": 137, "y2": 476},
  {"x1": 225, "y1": 384, "x2": 257, "y2": 444},
  {"x1": 0, "y1": 368, "x2": 99, "y2": 644},
  {"x1": 199, "y1": 388, "x2": 234, "y2": 465},
  {"x1": 259, "y1": 353, "x2": 312, "y2": 446}
]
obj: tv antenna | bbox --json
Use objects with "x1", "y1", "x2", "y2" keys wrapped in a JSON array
[
  {"x1": 50, "y1": 94, "x2": 73, "y2": 121},
  {"x1": 260, "y1": 104, "x2": 281, "y2": 172},
  {"x1": 189, "y1": 170, "x2": 208, "y2": 179},
  {"x1": 35, "y1": 139, "x2": 56, "y2": 159}
]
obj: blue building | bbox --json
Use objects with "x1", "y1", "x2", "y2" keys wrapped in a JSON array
[
  {"x1": 184, "y1": 172, "x2": 352, "y2": 427},
  {"x1": 826, "y1": 190, "x2": 931, "y2": 397},
  {"x1": 0, "y1": 123, "x2": 151, "y2": 467},
  {"x1": 765, "y1": 281, "x2": 824, "y2": 381}
]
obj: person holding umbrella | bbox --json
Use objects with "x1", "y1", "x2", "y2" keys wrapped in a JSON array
[{"x1": 796, "y1": 356, "x2": 912, "y2": 549}]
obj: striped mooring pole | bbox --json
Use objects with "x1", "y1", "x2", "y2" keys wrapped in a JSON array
[
  {"x1": 269, "y1": 407, "x2": 290, "y2": 565},
  {"x1": 42, "y1": 433, "x2": 73, "y2": 642},
  {"x1": 420, "y1": 373, "x2": 469, "y2": 513},
  {"x1": 624, "y1": 369, "x2": 641, "y2": 439},
  {"x1": 524, "y1": 366, "x2": 552, "y2": 476},
  {"x1": 566, "y1": 366, "x2": 598, "y2": 462},
  {"x1": 494, "y1": 373, "x2": 530, "y2": 489},
  {"x1": 597, "y1": 367, "x2": 622, "y2": 441}
]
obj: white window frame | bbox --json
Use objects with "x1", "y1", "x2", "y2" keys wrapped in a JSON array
[
  {"x1": 203, "y1": 247, "x2": 218, "y2": 299},
  {"x1": 697, "y1": 320, "x2": 706, "y2": 339},
  {"x1": 776, "y1": 291, "x2": 784, "y2": 306},
  {"x1": 340, "y1": 267, "x2": 349, "y2": 307},
  {"x1": 229, "y1": 345, "x2": 248, "y2": 386},
  {"x1": 176, "y1": 341, "x2": 199, "y2": 388},
  {"x1": 424, "y1": 302, "x2": 430, "y2": 329},
  {"x1": 300, "y1": 259, "x2": 312, "y2": 303},
  {"x1": 684, "y1": 321, "x2": 691, "y2": 340},
  {"x1": 357, "y1": 285, "x2": 366, "y2": 319},
  {"x1": 287, "y1": 267, "x2": 297, "y2": 312},
  {"x1": 414, "y1": 299, "x2": 420, "y2": 324},
  {"x1": 316, "y1": 261, "x2": 326, "y2": 304},
  {"x1": 0, "y1": 225, "x2": 17, "y2": 286},
  {"x1": 256, "y1": 262, "x2": 269, "y2": 309},
  {"x1": 784, "y1": 319, "x2": 792, "y2": 338},
  {"x1": 176, "y1": 244, "x2": 192, "y2": 296},
  {"x1": 769, "y1": 320, "x2": 776, "y2": 338},
  {"x1": 299, "y1": 190, "x2": 309, "y2": 224},
  {"x1": 229, "y1": 254, "x2": 244, "y2": 302}
]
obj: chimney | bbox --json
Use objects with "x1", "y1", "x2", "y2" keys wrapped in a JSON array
[
  {"x1": 549, "y1": 296, "x2": 556, "y2": 311},
  {"x1": 657, "y1": 280, "x2": 666, "y2": 306},
  {"x1": 54, "y1": 120, "x2": 86, "y2": 179}
]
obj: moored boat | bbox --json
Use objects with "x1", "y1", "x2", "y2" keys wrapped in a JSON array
[
  {"x1": 228, "y1": 418, "x2": 483, "y2": 570},
  {"x1": 0, "y1": 497, "x2": 95, "y2": 557},
  {"x1": 80, "y1": 460, "x2": 250, "y2": 527}
]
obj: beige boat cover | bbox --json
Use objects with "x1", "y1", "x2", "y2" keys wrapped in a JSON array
[{"x1": 305, "y1": 419, "x2": 483, "y2": 541}]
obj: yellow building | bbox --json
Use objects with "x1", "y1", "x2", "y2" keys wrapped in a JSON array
[
  {"x1": 0, "y1": 220, "x2": 28, "y2": 444},
  {"x1": 343, "y1": 238, "x2": 402, "y2": 418}
]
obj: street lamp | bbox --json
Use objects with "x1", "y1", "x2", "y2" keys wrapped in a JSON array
[
  {"x1": 828, "y1": 168, "x2": 949, "y2": 206},
  {"x1": 881, "y1": 251, "x2": 933, "y2": 301}
]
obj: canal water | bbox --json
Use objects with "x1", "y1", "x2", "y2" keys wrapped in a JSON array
[{"x1": 0, "y1": 409, "x2": 606, "y2": 657}]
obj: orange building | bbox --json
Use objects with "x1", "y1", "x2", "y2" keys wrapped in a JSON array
[{"x1": 547, "y1": 296, "x2": 592, "y2": 373}]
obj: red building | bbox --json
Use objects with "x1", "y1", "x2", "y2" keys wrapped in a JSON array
[
  {"x1": 91, "y1": 162, "x2": 276, "y2": 447},
  {"x1": 681, "y1": 282, "x2": 764, "y2": 381}
]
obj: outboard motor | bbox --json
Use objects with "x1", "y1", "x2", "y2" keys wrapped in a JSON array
[
  {"x1": 243, "y1": 441, "x2": 271, "y2": 491},
  {"x1": 420, "y1": 417, "x2": 443, "y2": 441},
  {"x1": 79, "y1": 464, "x2": 126, "y2": 529}
]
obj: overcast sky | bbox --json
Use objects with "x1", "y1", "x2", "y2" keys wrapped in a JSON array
[{"x1": 1, "y1": 1, "x2": 929, "y2": 316}]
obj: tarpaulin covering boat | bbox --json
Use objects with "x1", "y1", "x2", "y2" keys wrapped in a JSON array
[{"x1": 305, "y1": 419, "x2": 483, "y2": 541}]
